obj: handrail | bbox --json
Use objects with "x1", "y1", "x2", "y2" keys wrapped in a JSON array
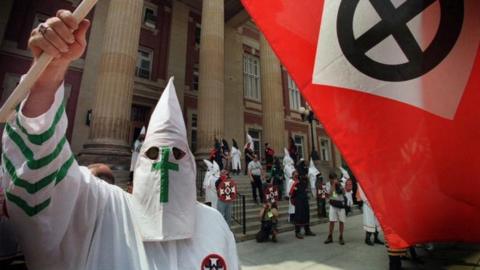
[{"x1": 232, "y1": 193, "x2": 246, "y2": 235}]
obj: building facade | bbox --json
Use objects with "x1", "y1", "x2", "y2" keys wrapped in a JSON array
[{"x1": 0, "y1": 0, "x2": 343, "y2": 177}]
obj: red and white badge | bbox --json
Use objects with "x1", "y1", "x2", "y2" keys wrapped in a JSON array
[
  {"x1": 217, "y1": 180, "x2": 237, "y2": 202},
  {"x1": 201, "y1": 254, "x2": 227, "y2": 270}
]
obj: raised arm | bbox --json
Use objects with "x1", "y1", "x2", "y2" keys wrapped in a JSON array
[{"x1": 1, "y1": 10, "x2": 93, "y2": 261}]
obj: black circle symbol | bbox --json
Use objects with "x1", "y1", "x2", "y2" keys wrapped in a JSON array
[{"x1": 337, "y1": 0, "x2": 464, "y2": 82}]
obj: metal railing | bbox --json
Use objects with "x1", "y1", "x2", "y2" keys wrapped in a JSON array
[
  {"x1": 232, "y1": 193, "x2": 246, "y2": 235},
  {"x1": 196, "y1": 168, "x2": 206, "y2": 197}
]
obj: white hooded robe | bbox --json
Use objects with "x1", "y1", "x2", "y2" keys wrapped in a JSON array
[
  {"x1": 2, "y1": 77, "x2": 239, "y2": 270},
  {"x1": 130, "y1": 126, "x2": 145, "y2": 172},
  {"x1": 230, "y1": 146, "x2": 241, "y2": 171},
  {"x1": 308, "y1": 159, "x2": 320, "y2": 197},
  {"x1": 358, "y1": 185, "x2": 381, "y2": 233},
  {"x1": 204, "y1": 161, "x2": 220, "y2": 209}
]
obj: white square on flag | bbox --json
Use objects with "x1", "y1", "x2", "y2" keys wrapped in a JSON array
[{"x1": 312, "y1": 0, "x2": 480, "y2": 120}]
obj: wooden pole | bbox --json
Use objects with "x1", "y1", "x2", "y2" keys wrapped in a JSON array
[{"x1": 0, "y1": 0, "x2": 98, "y2": 123}]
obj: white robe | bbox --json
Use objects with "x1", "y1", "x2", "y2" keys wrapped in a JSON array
[
  {"x1": 283, "y1": 164, "x2": 294, "y2": 198},
  {"x1": 2, "y1": 84, "x2": 239, "y2": 270},
  {"x1": 130, "y1": 139, "x2": 142, "y2": 172},
  {"x1": 287, "y1": 179, "x2": 295, "y2": 215},
  {"x1": 231, "y1": 147, "x2": 242, "y2": 171},
  {"x1": 358, "y1": 185, "x2": 380, "y2": 233},
  {"x1": 205, "y1": 174, "x2": 219, "y2": 209}
]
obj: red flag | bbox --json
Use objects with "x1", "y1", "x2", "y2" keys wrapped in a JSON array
[{"x1": 242, "y1": 0, "x2": 480, "y2": 248}]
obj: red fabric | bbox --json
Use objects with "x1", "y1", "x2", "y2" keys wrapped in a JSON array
[
  {"x1": 289, "y1": 180, "x2": 299, "y2": 206},
  {"x1": 242, "y1": 0, "x2": 480, "y2": 248}
]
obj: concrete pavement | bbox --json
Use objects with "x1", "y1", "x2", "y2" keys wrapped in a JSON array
[{"x1": 237, "y1": 214, "x2": 480, "y2": 270}]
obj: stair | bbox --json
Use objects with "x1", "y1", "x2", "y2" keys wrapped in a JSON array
[{"x1": 197, "y1": 174, "x2": 361, "y2": 242}]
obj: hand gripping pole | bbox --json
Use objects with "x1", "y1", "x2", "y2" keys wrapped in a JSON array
[{"x1": 0, "y1": 0, "x2": 98, "y2": 123}]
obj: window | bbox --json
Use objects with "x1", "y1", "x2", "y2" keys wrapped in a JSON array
[
  {"x1": 320, "y1": 137, "x2": 331, "y2": 161},
  {"x1": 1, "y1": 73, "x2": 21, "y2": 104},
  {"x1": 142, "y1": 4, "x2": 157, "y2": 29},
  {"x1": 194, "y1": 23, "x2": 201, "y2": 48},
  {"x1": 294, "y1": 135, "x2": 305, "y2": 160},
  {"x1": 288, "y1": 74, "x2": 302, "y2": 111},
  {"x1": 33, "y1": 13, "x2": 48, "y2": 29},
  {"x1": 243, "y1": 54, "x2": 261, "y2": 101},
  {"x1": 192, "y1": 64, "x2": 199, "y2": 91},
  {"x1": 131, "y1": 105, "x2": 150, "y2": 123},
  {"x1": 136, "y1": 48, "x2": 153, "y2": 80},
  {"x1": 64, "y1": 84, "x2": 72, "y2": 105},
  {"x1": 248, "y1": 129, "x2": 262, "y2": 159},
  {"x1": 190, "y1": 113, "x2": 198, "y2": 152}
]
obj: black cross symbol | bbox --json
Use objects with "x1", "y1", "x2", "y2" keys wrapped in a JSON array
[
  {"x1": 337, "y1": 0, "x2": 463, "y2": 82},
  {"x1": 204, "y1": 258, "x2": 225, "y2": 270}
]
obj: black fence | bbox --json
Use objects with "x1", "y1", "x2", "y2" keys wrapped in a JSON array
[
  {"x1": 196, "y1": 168, "x2": 205, "y2": 197},
  {"x1": 232, "y1": 193, "x2": 246, "y2": 235}
]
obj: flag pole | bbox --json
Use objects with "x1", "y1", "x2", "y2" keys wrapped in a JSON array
[{"x1": 0, "y1": 0, "x2": 98, "y2": 123}]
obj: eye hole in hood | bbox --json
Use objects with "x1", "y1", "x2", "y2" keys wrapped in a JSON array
[
  {"x1": 146, "y1": 147, "x2": 160, "y2": 160},
  {"x1": 172, "y1": 147, "x2": 186, "y2": 160}
]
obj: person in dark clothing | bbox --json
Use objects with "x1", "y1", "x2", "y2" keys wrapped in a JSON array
[
  {"x1": 289, "y1": 171, "x2": 315, "y2": 239},
  {"x1": 221, "y1": 139, "x2": 231, "y2": 171},
  {"x1": 270, "y1": 158, "x2": 284, "y2": 199},
  {"x1": 256, "y1": 202, "x2": 279, "y2": 243},
  {"x1": 244, "y1": 143, "x2": 255, "y2": 175},
  {"x1": 214, "y1": 139, "x2": 224, "y2": 170},
  {"x1": 248, "y1": 154, "x2": 265, "y2": 204},
  {"x1": 315, "y1": 173, "x2": 327, "y2": 218},
  {"x1": 264, "y1": 143, "x2": 275, "y2": 173},
  {"x1": 288, "y1": 137, "x2": 298, "y2": 164}
]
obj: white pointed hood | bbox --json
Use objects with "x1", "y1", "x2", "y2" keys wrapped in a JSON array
[
  {"x1": 245, "y1": 133, "x2": 254, "y2": 151},
  {"x1": 308, "y1": 159, "x2": 320, "y2": 177},
  {"x1": 283, "y1": 148, "x2": 294, "y2": 167},
  {"x1": 202, "y1": 159, "x2": 213, "y2": 189},
  {"x1": 131, "y1": 77, "x2": 196, "y2": 241},
  {"x1": 283, "y1": 148, "x2": 295, "y2": 179},
  {"x1": 211, "y1": 161, "x2": 220, "y2": 178},
  {"x1": 339, "y1": 166, "x2": 350, "y2": 184},
  {"x1": 140, "y1": 126, "x2": 146, "y2": 135},
  {"x1": 308, "y1": 159, "x2": 320, "y2": 196}
]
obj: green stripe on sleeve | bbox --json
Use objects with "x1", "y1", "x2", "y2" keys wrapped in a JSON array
[
  {"x1": 55, "y1": 155, "x2": 75, "y2": 185},
  {"x1": 15, "y1": 103, "x2": 65, "y2": 145},
  {"x1": 5, "y1": 124, "x2": 68, "y2": 170},
  {"x1": 3, "y1": 154, "x2": 75, "y2": 194},
  {"x1": 6, "y1": 192, "x2": 51, "y2": 217}
]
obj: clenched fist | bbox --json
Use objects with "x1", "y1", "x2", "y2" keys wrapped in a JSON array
[{"x1": 28, "y1": 9, "x2": 90, "y2": 68}]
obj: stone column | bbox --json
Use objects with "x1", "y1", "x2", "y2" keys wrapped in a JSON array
[
  {"x1": 224, "y1": 26, "x2": 245, "y2": 150},
  {"x1": 79, "y1": 0, "x2": 144, "y2": 173},
  {"x1": 71, "y1": 0, "x2": 110, "y2": 154},
  {"x1": 196, "y1": 0, "x2": 224, "y2": 157},
  {"x1": 260, "y1": 34, "x2": 285, "y2": 155},
  {"x1": 167, "y1": 0, "x2": 189, "y2": 109},
  {"x1": 0, "y1": 0, "x2": 14, "y2": 47}
]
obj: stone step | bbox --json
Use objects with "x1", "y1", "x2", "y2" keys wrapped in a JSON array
[
  {"x1": 233, "y1": 209, "x2": 362, "y2": 242},
  {"x1": 230, "y1": 209, "x2": 323, "y2": 234}
]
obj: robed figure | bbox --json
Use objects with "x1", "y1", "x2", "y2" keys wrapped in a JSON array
[{"x1": 2, "y1": 76, "x2": 239, "y2": 269}]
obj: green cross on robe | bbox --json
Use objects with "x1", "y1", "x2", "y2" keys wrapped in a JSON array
[{"x1": 152, "y1": 147, "x2": 179, "y2": 203}]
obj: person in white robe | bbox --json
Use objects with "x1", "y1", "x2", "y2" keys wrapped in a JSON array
[
  {"x1": 357, "y1": 184, "x2": 384, "y2": 246},
  {"x1": 308, "y1": 159, "x2": 320, "y2": 197},
  {"x1": 230, "y1": 140, "x2": 242, "y2": 175},
  {"x1": 204, "y1": 161, "x2": 220, "y2": 209},
  {"x1": 2, "y1": 12, "x2": 239, "y2": 270},
  {"x1": 283, "y1": 148, "x2": 295, "y2": 199},
  {"x1": 287, "y1": 174, "x2": 296, "y2": 223},
  {"x1": 130, "y1": 126, "x2": 146, "y2": 173},
  {"x1": 202, "y1": 159, "x2": 213, "y2": 205}
]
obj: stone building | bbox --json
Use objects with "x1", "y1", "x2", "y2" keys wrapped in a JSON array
[{"x1": 0, "y1": 0, "x2": 343, "y2": 183}]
